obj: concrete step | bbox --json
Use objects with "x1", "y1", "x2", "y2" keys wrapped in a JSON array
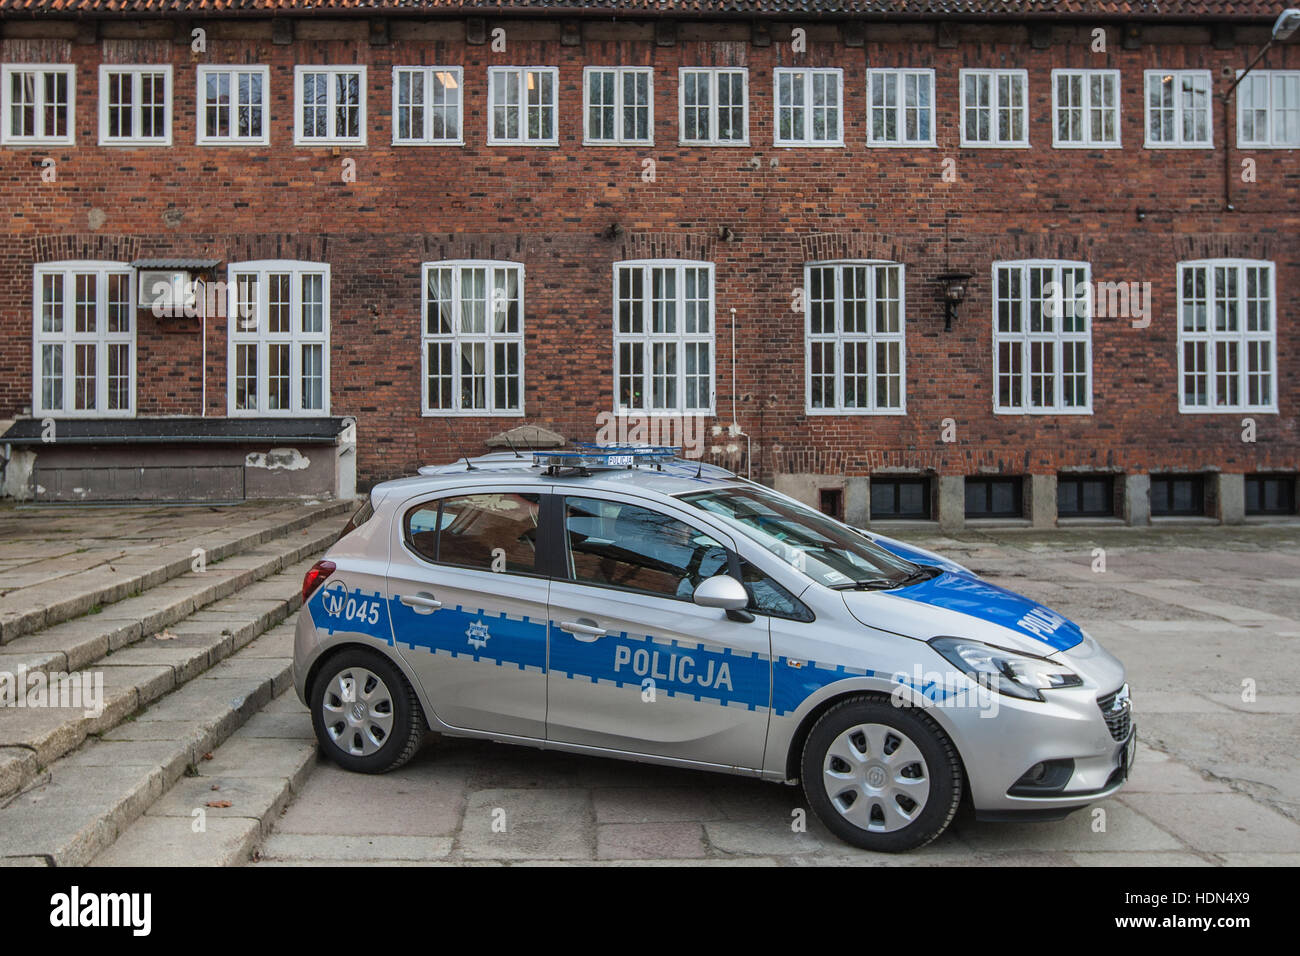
[
  {"x1": 0, "y1": 499, "x2": 351, "y2": 645},
  {"x1": 0, "y1": 555, "x2": 322, "y2": 800},
  {"x1": 0, "y1": 511, "x2": 346, "y2": 682},
  {"x1": 0, "y1": 617, "x2": 315, "y2": 867}
]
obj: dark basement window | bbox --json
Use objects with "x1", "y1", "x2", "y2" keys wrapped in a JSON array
[
  {"x1": 1057, "y1": 474, "x2": 1116, "y2": 518},
  {"x1": 1246, "y1": 474, "x2": 1296, "y2": 515},
  {"x1": 871, "y1": 477, "x2": 932, "y2": 520},
  {"x1": 965, "y1": 477, "x2": 1023, "y2": 518},
  {"x1": 1150, "y1": 474, "x2": 1206, "y2": 516}
]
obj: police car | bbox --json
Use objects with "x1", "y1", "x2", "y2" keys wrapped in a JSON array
[{"x1": 295, "y1": 446, "x2": 1134, "y2": 852}]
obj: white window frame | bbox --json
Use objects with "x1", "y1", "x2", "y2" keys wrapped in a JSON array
[
  {"x1": 866, "y1": 69, "x2": 936, "y2": 148},
  {"x1": 583, "y1": 66, "x2": 654, "y2": 146},
  {"x1": 1144, "y1": 69, "x2": 1213, "y2": 149},
  {"x1": 992, "y1": 260, "x2": 1093, "y2": 415},
  {"x1": 98, "y1": 64, "x2": 172, "y2": 146},
  {"x1": 1236, "y1": 70, "x2": 1300, "y2": 149},
  {"x1": 487, "y1": 66, "x2": 559, "y2": 146},
  {"x1": 293, "y1": 66, "x2": 366, "y2": 147},
  {"x1": 1051, "y1": 69, "x2": 1121, "y2": 148},
  {"x1": 804, "y1": 261, "x2": 907, "y2": 416},
  {"x1": 773, "y1": 68, "x2": 844, "y2": 147},
  {"x1": 960, "y1": 69, "x2": 1029, "y2": 148},
  {"x1": 2, "y1": 64, "x2": 75, "y2": 146},
  {"x1": 420, "y1": 260, "x2": 525, "y2": 417},
  {"x1": 391, "y1": 66, "x2": 464, "y2": 146},
  {"x1": 613, "y1": 260, "x2": 716, "y2": 415},
  {"x1": 678, "y1": 67, "x2": 750, "y2": 146},
  {"x1": 1177, "y1": 259, "x2": 1277, "y2": 414},
  {"x1": 32, "y1": 261, "x2": 136, "y2": 418},
  {"x1": 226, "y1": 260, "x2": 331, "y2": 417},
  {"x1": 196, "y1": 65, "x2": 270, "y2": 146}
]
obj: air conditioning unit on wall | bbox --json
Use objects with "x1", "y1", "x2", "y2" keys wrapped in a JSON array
[{"x1": 138, "y1": 270, "x2": 200, "y2": 317}]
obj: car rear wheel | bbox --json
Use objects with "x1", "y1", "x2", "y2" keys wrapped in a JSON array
[
  {"x1": 801, "y1": 696, "x2": 962, "y2": 852},
  {"x1": 310, "y1": 649, "x2": 426, "y2": 773}
]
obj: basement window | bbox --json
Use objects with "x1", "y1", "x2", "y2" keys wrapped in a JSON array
[
  {"x1": 1150, "y1": 474, "x2": 1206, "y2": 517},
  {"x1": 819, "y1": 488, "x2": 844, "y2": 521},
  {"x1": 1246, "y1": 474, "x2": 1296, "y2": 515},
  {"x1": 965, "y1": 477, "x2": 1024, "y2": 519},
  {"x1": 1057, "y1": 474, "x2": 1116, "y2": 517},
  {"x1": 871, "y1": 477, "x2": 931, "y2": 520}
]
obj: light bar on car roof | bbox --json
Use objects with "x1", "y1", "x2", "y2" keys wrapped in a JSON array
[{"x1": 532, "y1": 444, "x2": 681, "y2": 470}]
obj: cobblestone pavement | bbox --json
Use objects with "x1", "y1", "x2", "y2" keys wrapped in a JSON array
[{"x1": 248, "y1": 523, "x2": 1300, "y2": 866}]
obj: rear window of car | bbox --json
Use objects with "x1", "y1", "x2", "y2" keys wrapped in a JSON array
[
  {"x1": 404, "y1": 492, "x2": 541, "y2": 574},
  {"x1": 336, "y1": 496, "x2": 375, "y2": 542}
]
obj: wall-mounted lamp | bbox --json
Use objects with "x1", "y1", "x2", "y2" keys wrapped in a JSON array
[{"x1": 937, "y1": 272, "x2": 972, "y2": 331}]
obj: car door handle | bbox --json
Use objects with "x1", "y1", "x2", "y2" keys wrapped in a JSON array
[
  {"x1": 401, "y1": 593, "x2": 442, "y2": 613},
  {"x1": 560, "y1": 619, "x2": 607, "y2": 642}
]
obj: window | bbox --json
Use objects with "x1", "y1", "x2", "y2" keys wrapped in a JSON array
[
  {"x1": 294, "y1": 66, "x2": 365, "y2": 146},
  {"x1": 614, "y1": 260, "x2": 714, "y2": 414},
  {"x1": 993, "y1": 260, "x2": 1092, "y2": 414},
  {"x1": 2, "y1": 64, "x2": 74, "y2": 145},
  {"x1": 1052, "y1": 69, "x2": 1120, "y2": 148},
  {"x1": 960, "y1": 69, "x2": 1028, "y2": 147},
  {"x1": 99, "y1": 65, "x2": 171, "y2": 145},
  {"x1": 965, "y1": 478, "x2": 1024, "y2": 519},
  {"x1": 392, "y1": 66, "x2": 463, "y2": 145},
  {"x1": 1246, "y1": 474, "x2": 1296, "y2": 515},
  {"x1": 818, "y1": 488, "x2": 844, "y2": 521},
  {"x1": 196, "y1": 66, "x2": 269, "y2": 145},
  {"x1": 584, "y1": 67, "x2": 652, "y2": 145},
  {"x1": 1150, "y1": 475, "x2": 1206, "y2": 517},
  {"x1": 867, "y1": 69, "x2": 935, "y2": 147},
  {"x1": 1057, "y1": 475, "x2": 1116, "y2": 517},
  {"x1": 1237, "y1": 70, "x2": 1300, "y2": 148},
  {"x1": 405, "y1": 493, "x2": 540, "y2": 572},
  {"x1": 564, "y1": 496, "x2": 728, "y2": 599},
  {"x1": 806, "y1": 261, "x2": 905, "y2": 414},
  {"x1": 871, "y1": 477, "x2": 932, "y2": 520},
  {"x1": 422, "y1": 261, "x2": 524, "y2": 416},
  {"x1": 679, "y1": 68, "x2": 748, "y2": 145},
  {"x1": 737, "y1": 560, "x2": 814, "y2": 622},
  {"x1": 774, "y1": 68, "x2": 843, "y2": 146},
  {"x1": 1177, "y1": 259, "x2": 1276, "y2": 413},
  {"x1": 1145, "y1": 70, "x2": 1212, "y2": 148},
  {"x1": 33, "y1": 262, "x2": 135, "y2": 417},
  {"x1": 488, "y1": 67, "x2": 557, "y2": 145},
  {"x1": 227, "y1": 260, "x2": 330, "y2": 416}
]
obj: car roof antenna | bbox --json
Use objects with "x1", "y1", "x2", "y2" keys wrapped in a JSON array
[
  {"x1": 695, "y1": 456, "x2": 704, "y2": 479},
  {"x1": 503, "y1": 434, "x2": 522, "y2": 459}
]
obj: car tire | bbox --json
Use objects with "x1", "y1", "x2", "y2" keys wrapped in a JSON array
[
  {"x1": 310, "y1": 648, "x2": 426, "y2": 774},
  {"x1": 801, "y1": 695, "x2": 963, "y2": 852}
]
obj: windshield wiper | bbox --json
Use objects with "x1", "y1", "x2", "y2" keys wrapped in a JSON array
[
  {"x1": 831, "y1": 578, "x2": 899, "y2": 591},
  {"x1": 896, "y1": 565, "x2": 940, "y2": 587}
]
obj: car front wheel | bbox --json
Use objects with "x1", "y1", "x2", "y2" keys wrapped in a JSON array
[
  {"x1": 801, "y1": 696, "x2": 963, "y2": 852},
  {"x1": 310, "y1": 649, "x2": 426, "y2": 773}
]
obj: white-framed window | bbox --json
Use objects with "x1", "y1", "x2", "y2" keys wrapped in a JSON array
[
  {"x1": 805, "y1": 261, "x2": 906, "y2": 415},
  {"x1": 196, "y1": 65, "x2": 269, "y2": 145},
  {"x1": 614, "y1": 260, "x2": 714, "y2": 414},
  {"x1": 960, "y1": 69, "x2": 1029, "y2": 147},
  {"x1": 488, "y1": 67, "x2": 558, "y2": 145},
  {"x1": 774, "y1": 68, "x2": 843, "y2": 146},
  {"x1": 98, "y1": 65, "x2": 171, "y2": 145},
  {"x1": 1145, "y1": 70, "x2": 1212, "y2": 148},
  {"x1": 584, "y1": 67, "x2": 653, "y2": 145},
  {"x1": 866, "y1": 69, "x2": 935, "y2": 147},
  {"x1": 227, "y1": 261, "x2": 330, "y2": 416},
  {"x1": 1237, "y1": 70, "x2": 1300, "y2": 148},
  {"x1": 294, "y1": 66, "x2": 366, "y2": 146},
  {"x1": 1052, "y1": 69, "x2": 1121, "y2": 148},
  {"x1": 993, "y1": 260, "x2": 1093, "y2": 414},
  {"x1": 421, "y1": 261, "x2": 524, "y2": 416},
  {"x1": 392, "y1": 66, "x2": 463, "y2": 145},
  {"x1": 2, "y1": 64, "x2": 74, "y2": 146},
  {"x1": 32, "y1": 261, "x2": 135, "y2": 417},
  {"x1": 679, "y1": 67, "x2": 749, "y2": 145},
  {"x1": 1177, "y1": 259, "x2": 1276, "y2": 413}
]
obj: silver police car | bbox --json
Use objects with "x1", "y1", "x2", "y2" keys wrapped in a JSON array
[{"x1": 295, "y1": 447, "x2": 1134, "y2": 852}]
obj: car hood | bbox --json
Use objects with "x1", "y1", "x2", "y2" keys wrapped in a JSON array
[{"x1": 841, "y1": 569, "x2": 1085, "y2": 655}]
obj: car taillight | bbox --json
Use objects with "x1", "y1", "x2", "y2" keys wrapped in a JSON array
[{"x1": 302, "y1": 560, "x2": 336, "y2": 602}]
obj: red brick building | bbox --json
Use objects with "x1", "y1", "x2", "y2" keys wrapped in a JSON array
[{"x1": 0, "y1": 1, "x2": 1296, "y2": 527}]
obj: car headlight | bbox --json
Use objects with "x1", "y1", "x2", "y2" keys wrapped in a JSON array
[{"x1": 929, "y1": 637, "x2": 1083, "y2": 701}]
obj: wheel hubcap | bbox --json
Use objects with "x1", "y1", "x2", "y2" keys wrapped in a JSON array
[
  {"x1": 321, "y1": 666, "x2": 395, "y2": 757},
  {"x1": 822, "y1": 722, "x2": 931, "y2": 834}
]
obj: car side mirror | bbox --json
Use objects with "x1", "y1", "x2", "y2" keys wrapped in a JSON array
[{"x1": 692, "y1": 574, "x2": 749, "y2": 611}]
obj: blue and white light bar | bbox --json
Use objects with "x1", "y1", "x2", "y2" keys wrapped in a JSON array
[{"x1": 532, "y1": 444, "x2": 681, "y2": 470}]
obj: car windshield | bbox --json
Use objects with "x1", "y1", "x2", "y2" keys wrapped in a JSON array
[{"x1": 677, "y1": 485, "x2": 921, "y2": 589}]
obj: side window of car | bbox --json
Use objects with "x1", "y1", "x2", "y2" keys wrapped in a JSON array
[
  {"x1": 739, "y1": 559, "x2": 815, "y2": 623},
  {"x1": 564, "y1": 496, "x2": 728, "y2": 600},
  {"x1": 404, "y1": 492, "x2": 541, "y2": 573}
]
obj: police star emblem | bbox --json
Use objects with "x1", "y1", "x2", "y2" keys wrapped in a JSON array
[{"x1": 465, "y1": 619, "x2": 491, "y2": 651}]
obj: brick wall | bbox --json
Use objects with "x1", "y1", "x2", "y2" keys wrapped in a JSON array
[{"x1": 0, "y1": 16, "x2": 1296, "y2": 487}]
